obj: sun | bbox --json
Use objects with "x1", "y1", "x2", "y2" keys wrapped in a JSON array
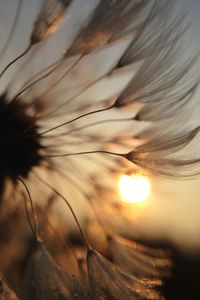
[{"x1": 118, "y1": 174, "x2": 151, "y2": 204}]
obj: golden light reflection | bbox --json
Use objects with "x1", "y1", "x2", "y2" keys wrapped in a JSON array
[{"x1": 118, "y1": 174, "x2": 151, "y2": 204}]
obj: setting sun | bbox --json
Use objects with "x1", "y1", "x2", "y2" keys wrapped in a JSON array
[{"x1": 118, "y1": 174, "x2": 151, "y2": 204}]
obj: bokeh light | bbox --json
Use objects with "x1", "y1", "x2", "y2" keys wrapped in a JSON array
[{"x1": 118, "y1": 174, "x2": 151, "y2": 204}]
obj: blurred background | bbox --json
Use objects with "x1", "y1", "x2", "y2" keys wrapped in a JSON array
[{"x1": 0, "y1": 0, "x2": 200, "y2": 299}]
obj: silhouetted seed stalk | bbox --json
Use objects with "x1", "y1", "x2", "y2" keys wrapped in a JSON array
[{"x1": 0, "y1": 0, "x2": 199, "y2": 299}]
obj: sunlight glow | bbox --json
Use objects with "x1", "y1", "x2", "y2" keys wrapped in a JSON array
[{"x1": 118, "y1": 174, "x2": 151, "y2": 204}]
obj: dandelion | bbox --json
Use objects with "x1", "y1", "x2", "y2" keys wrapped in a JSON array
[
  {"x1": 0, "y1": 273, "x2": 19, "y2": 300},
  {"x1": 0, "y1": 0, "x2": 199, "y2": 299}
]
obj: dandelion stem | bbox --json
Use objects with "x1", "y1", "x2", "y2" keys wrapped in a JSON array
[
  {"x1": 39, "y1": 205, "x2": 80, "y2": 264},
  {"x1": 0, "y1": 0, "x2": 24, "y2": 61},
  {"x1": 38, "y1": 56, "x2": 120, "y2": 119},
  {"x1": 40, "y1": 54, "x2": 84, "y2": 98},
  {"x1": 13, "y1": 58, "x2": 63, "y2": 100},
  {"x1": 34, "y1": 173, "x2": 90, "y2": 250},
  {"x1": 56, "y1": 117, "x2": 134, "y2": 137},
  {"x1": 45, "y1": 150, "x2": 125, "y2": 158},
  {"x1": 22, "y1": 191, "x2": 35, "y2": 237},
  {"x1": 39, "y1": 105, "x2": 114, "y2": 136},
  {"x1": 0, "y1": 43, "x2": 32, "y2": 79},
  {"x1": 18, "y1": 177, "x2": 40, "y2": 240}
]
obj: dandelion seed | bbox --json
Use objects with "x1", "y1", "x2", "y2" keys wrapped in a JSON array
[
  {"x1": 87, "y1": 248, "x2": 163, "y2": 300},
  {"x1": 0, "y1": 0, "x2": 73, "y2": 78},
  {"x1": 0, "y1": 273, "x2": 19, "y2": 300},
  {"x1": 125, "y1": 126, "x2": 200, "y2": 177},
  {"x1": 22, "y1": 240, "x2": 88, "y2": 300},
  {"x1": 31, "y1": 0, "x2": 73, "y2": 45},
  {"x1": 67, "y1": 0, "x2": 149, "y2": 56},
  {"x1": 108, "y1": 235, "x2": 172, "y2": 279}
]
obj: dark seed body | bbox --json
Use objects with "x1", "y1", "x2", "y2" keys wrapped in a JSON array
[{"x1": 0, "y1": 95, "x2": 42, "y2": 182}]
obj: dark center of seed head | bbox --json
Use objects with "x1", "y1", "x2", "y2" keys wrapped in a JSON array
[{"x1": 0, "y1": 94, "x2": 43, "y2": 184}]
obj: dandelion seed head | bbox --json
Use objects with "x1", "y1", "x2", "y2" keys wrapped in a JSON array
[
  {"x1": 0, "y1": 94, "x2": 42, "y2": 186},
  {"x1": 0, "y1": 0, "x2": 199, "y2": 299}
]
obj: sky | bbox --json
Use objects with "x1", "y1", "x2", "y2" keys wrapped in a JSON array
[{"x1": 0, "y1": 0, "x2": 200, "y2": 253}]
